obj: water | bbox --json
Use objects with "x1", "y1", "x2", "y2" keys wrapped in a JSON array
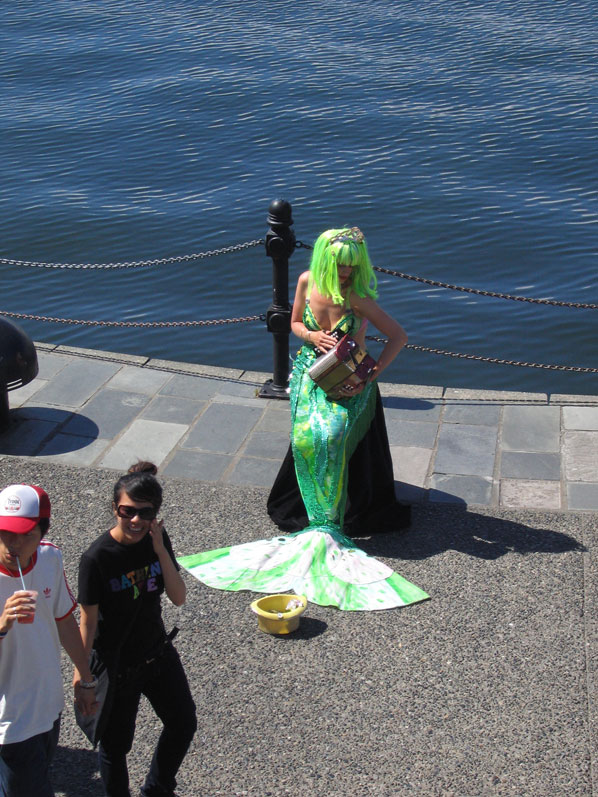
[{"x1": 2, "y1": 0, "x2": 597, "y2": 395}]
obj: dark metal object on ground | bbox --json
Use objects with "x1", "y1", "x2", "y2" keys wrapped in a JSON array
[
  {"x1": 0, "y1": 318, "x2": 38, "y2": 431},
  {"x1": 260, "y1": 199, "x2": 296, "y2": 399}
]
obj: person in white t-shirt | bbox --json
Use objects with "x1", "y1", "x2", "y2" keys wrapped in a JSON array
[{"x1": 0, "y1": 483, "x2": 97, "y2": 797}]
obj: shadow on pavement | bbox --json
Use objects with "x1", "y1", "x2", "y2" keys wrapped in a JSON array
[
  {"x1": 51, "y1": 744, "x2": 102, "y2": 796},
  {"x1": 264, "y1": 616, "x2": 328, "y2": 640},
  {"x1": 357, "y1": 504, "x2": 586, "y2": 561},
  {"x1": 0, "y1": 408, "x2": 99, "y2": 456}
]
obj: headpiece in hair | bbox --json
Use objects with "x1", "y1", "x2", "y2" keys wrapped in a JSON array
[{"x1": 329, "y1": 227, "x2": 365, "y2": 245}]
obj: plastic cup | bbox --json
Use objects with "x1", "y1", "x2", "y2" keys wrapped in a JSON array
[{"x1": 15, "y1": 590, "x2": 37, "y2": 624}]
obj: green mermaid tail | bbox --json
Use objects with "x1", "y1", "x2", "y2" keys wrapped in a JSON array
[
  {"x1": 178, "y1": 527, "x2": 428, "y2": 611},
  {"x1": 179, "y1": 311, "x2": 428, "y2": 611}
]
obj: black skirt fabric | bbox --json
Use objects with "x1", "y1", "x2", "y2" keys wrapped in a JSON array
[{"x1": 267, "y1": 387, "x2": 411, "y2": 537}]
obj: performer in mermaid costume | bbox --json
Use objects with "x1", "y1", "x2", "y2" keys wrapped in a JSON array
[{"x1": 179, "y1": 227, "x2": 428, "y2": 611}]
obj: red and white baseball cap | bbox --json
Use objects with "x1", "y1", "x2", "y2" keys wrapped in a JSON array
[{"x1": 0, "y1": 484, "x2": 51, "y2": 534}]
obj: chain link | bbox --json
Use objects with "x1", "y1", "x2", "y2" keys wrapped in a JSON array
[
  {"x1": 0, "y1": 310, "x2": 264, "y2": 328},
  {"x1": 374, "y1": 265, "x2": 598, "y2": 309},
  {"x1": 0, "y1": 239, "x2": 264, "y2": 270},
  {"x1": 3, "y1": 232, "x2": 596, "y2": 371},
  {"x1": 365, "y1": 335, "x2": 598, "y2": 374},
  {"x1": 296, "y1": 241, "x2": 596, "y2": 309},
  {"x1": 2, "y1": 310, "x2": 595, "y2": 372}
]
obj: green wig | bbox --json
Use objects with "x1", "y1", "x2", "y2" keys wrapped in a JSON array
[{"x1": 308, "y1": 227, "x2": 378, "y2": 306}]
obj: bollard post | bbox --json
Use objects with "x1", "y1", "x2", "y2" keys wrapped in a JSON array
[
  {"x1": 259, "y1": 199, "x2": 296, "y2": 399},
  {"x1": 0, "y1": 390, "x2": 8, "y2": 432},
  {"x1": 0, "y1": 318, "x2": 39, "y2": 432}
]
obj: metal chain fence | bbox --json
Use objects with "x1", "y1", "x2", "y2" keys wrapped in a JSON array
[
  {"x1": 365, "y1": 335, "x2": 598, "y2": 374},
  {"x1": 373, "y1": 265, "x2": 598, "y2": 310},
  {"x1": 2, "y1": 235, "x2": 597, "y2": 373},
  {"x1": 0, "y1": 239, "x2": 263, "y2": 270},
  {"x1": 295, "y1": 240, "x2": 598, "y2": 310},
  {"x1": 0, "y1": 311, "x2": 264, "y2": 328}
]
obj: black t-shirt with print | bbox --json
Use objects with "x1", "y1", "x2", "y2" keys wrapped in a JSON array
[{"x1": 78, "y1": 530, "x2": 179, "y2": 666}]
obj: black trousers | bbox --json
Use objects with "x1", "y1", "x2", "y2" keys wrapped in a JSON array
[{"x1": 98, "y1": 643, "x2": 197, "y2": 797}]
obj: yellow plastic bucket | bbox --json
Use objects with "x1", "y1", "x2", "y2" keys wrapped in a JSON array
[{"x1": 250, "y1": 594, "x2": 307, "y2": 635}]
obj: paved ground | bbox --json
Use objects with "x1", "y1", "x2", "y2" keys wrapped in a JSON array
[
  {"x1": 3, "y1": 341, "x2": 598, "y2": 512},
  {"x1": 1, "y1": 344, "x2": 597, "y2": 796}
]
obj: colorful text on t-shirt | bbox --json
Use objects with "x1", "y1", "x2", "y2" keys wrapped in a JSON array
[{"x1": 109, "y1": 560, "x2": 162, "y2": 599}]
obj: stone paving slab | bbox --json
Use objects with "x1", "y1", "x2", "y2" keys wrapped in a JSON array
[
  {"x1": 442, "y1": 403, "x2": 501, "y2": 426},
  {"x1": 60, "y1": 388, "x2": 150, "y2": 439},
  {"x1": 32, "y1": 358, "x2": 121, "y2": 407},
  {"x1": 429, "y1": 473, "x2": 494, "y2": 505},
  {"x1": 502, "y1": 405, "x2": 561, "y2": 452},
  {"x1": 563, "y1": 406, "x2": 598, "y2": 430},
  {"x1": 434, "y1": 423, "x2": 498, "y2": 478},
  {"x1": 567, "y1": 483, "x2": 598, "y2": 511},
  {"x1": 500, "y1": 479, "x2": 562, "y2": 510},
  {"x1": 500, "y1": 451, "x2": 561, "y2": 480},
  {"x1": 2, "y1": 342, "x2": 598, "y2": 512},
  {"x1": 563, "y1": 432, "x2": 598, "y2": 482},
  {"x1": 98, "y1": 419, "x2": 189, "y2": 471},
  {"x1": 182, "y1": 403, "x2": 263, "y2": 454},
  {"x1": 140, "y1": 395, "x2": 207, "y2": 425},
  {"x1": 105, "y1": 364, "x2": 172, "y2": 395},
  {"x1": 386, "y1": 418, "x2": 439, "y2": 448}
]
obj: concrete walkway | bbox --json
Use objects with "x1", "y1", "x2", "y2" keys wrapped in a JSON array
[
  {"x1": 3, "y1": 341, "x2": 598, "y2": 512},
  {"x1": 1, "y1": 343, "x2": 597, "y2": 796}
]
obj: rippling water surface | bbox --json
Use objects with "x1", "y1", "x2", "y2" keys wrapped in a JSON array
[{"x1": 2, "y1": 0, "x2": 597, "y2": 394}]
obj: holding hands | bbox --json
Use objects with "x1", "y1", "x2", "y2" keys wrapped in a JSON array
[{"x1": 73, "y1": 680, "x2": 99, "y2": 716}]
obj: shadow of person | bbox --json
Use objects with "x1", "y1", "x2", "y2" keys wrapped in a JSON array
[
  {"x1": 381, "y1": 396, "x2": 437, "y2": 412},
  {"x1": 356, "y1": 503, "x2": 586, "y2": 562},
  {"x1": 51, "y1": 744, "x2": 103, "y2": 796}
]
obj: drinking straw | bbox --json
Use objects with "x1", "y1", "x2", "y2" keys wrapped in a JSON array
[{"x1": 16, "y1": 556, "x2": 27, "y2": 591}]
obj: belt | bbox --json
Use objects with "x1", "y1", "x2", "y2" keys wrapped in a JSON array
[{"x1": 145, "y1": 626, "x2": 179, "y2": 664}]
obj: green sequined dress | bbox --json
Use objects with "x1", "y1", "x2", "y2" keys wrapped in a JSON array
[{"x1": 178, "y1": 306, "x2": 428, "y2": 611}]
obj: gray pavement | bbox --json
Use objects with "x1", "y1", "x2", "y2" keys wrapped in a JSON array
[
  {"x1": 0, "y1": 461, "x2": 594, "y2": 797},
  {"x1": 1, "y1": 344, "x2": 598, "y2": 796},
  {"x1": 3, "y1": 341, "x2": 598, "y2": 512}
]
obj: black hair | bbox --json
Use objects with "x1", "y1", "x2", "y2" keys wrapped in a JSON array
[
  {"x1": 113, "y1": 461, "x2": 163, "y2": 510},
  {"x1": 38, "y1": 518, "x2": 50, "y2": 538}
]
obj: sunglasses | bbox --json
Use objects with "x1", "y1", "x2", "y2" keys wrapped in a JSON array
[{"x1": 116, "y1": 505, "x2": 157, "y2": 521}]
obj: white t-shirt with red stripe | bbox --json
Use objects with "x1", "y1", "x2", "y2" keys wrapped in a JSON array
[{"x1": 0, "y1": 540, "x2": 77, "y2": 744}]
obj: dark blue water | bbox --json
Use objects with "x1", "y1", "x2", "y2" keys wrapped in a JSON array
[{"x1": 2, "y1": 0, "x2": 597, "y2": 394}]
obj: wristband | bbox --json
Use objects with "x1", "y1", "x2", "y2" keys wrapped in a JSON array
[
  {"x1": 0, "y1": 630, "x2": 8, "y2": 638},
  {"x1": 77, "y1": 676, "x2": 98, "y2": 689}
]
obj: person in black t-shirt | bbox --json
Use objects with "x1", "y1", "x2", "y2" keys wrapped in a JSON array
[{"x1": 75, "y1": 462, "x2": 197, "y2": 797}]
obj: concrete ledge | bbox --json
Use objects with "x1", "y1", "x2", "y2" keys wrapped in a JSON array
[
  {"x1": 238, "y1": 369, "x2": 271, "y2": 383},
  {"x1": 33, "y1": 340, "x2": 59, "y2": 352},
  {"x1": 551, "y1": 393, "x2": 598, "y2": 405},
  {"x1": 146, "y1": 358, "x2": 244, "y2": 379},
  {"x1": 379, "y1": 382, "x2": 444, "y2": 399},
  {"x1": 55, "y1": 344, "x2": 149, "y2": 365},
  {"x1": 444, "y1": 387, "x2": 548, "y2": 403}
]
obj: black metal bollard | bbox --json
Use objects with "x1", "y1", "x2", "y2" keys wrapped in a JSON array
[
  {"x1": 259, "y1": 199, "x2": 296, "y2": 399},
  {"x1": 0, "y1": 318, "x2": 39, "y2": 432}
]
